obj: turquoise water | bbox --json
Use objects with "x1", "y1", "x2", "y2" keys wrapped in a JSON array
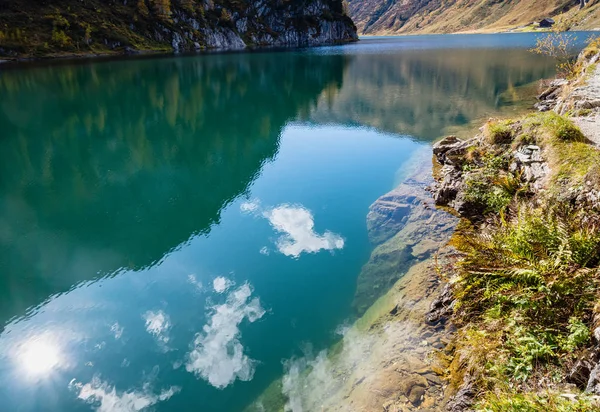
[{"x1": 0, "y1": 34, "x2": 562, "y2": 411}]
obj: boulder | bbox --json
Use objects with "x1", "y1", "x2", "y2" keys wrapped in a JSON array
[
  {"x1": 433, "y1": 136, "x2": 478, "y2": 166},
  {"x1": 431, "y1": 166, "x2": 463, "y2": 206}
]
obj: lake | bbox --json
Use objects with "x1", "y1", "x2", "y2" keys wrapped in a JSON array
[{"x1": 0, "y1": 34, "x2": 562, "y2": 411}]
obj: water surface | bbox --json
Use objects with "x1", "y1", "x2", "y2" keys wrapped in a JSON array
[{"x1": 0, "y1": 34, "x2": 561, "y2": 411}]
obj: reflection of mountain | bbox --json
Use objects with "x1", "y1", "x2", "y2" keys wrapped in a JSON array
[
  {"x1": 0, "y1": 53, "x2": 348, "y2": 322},
  {"x1": 309, "y1": 47, "x2": 556, "y2": 141}
]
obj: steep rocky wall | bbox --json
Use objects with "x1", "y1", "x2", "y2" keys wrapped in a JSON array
[{"x1": 0, "y1": 0, "x2": 357, "y2": 59}]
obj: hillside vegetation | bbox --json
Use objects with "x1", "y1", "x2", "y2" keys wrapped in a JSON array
[
  {"x1": 348, "y1": 0, "x2": 597, "y2": 35},
  {"x1": 0, "y1": 0, "x2": 356, "y2": 59},
  {"x1": 431, "y1": 45, "x2": 600, "y2": 411}
]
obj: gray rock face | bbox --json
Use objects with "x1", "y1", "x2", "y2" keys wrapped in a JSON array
[
  {"x1": 431, "y1": 134, "x2": 551, "y2": 219},
  {"x1": 153, "y1": 0, "x2": 357, "y2": 52},
  {"x1": 587, "y1": 363, "x2": 600, "y2": 394},
  {"x1": 201, "y1": 27, "x2": 246, "y2": 49},
  {"x1": 431, "y1": 135, "x2": 480, "y2": 214},
  {"x1": 509, "y1": 145, "x2": 548, "y2": 191}
]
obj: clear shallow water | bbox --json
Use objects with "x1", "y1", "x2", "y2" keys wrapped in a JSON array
[{"x1": 0, "y1": 34, "x2": 565, "y2": 411}]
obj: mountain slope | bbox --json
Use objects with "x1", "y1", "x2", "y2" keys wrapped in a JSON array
[
  {"x1": 0, "y1": 0, "x2": 357, "y2": 59},
  {"x1": 348, "y1": 0, "x2": 579, "y2": 35}
]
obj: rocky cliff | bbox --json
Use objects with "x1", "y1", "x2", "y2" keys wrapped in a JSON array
[
  {"x1": 348, "y1": 0, "x2": 578, "y2": 35},
  {"x1": 0, "y1": 0, "x2": 357, "y2": 59}
]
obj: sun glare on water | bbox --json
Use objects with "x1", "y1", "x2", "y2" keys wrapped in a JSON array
[{"x1": 17, "y1": 338, "x2": 63, "y2": 378}]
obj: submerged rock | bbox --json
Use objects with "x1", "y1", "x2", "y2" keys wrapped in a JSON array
[
  {"x1": 426, "y1": 282, "x2": 454, "y2": 325},
  {"x1": 356, "y1": 152, "x2": 458, "y2": 313}
]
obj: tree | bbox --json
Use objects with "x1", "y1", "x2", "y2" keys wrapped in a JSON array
[{"x1": 151, "y1": 0, "x2": 172, "y2": 20}]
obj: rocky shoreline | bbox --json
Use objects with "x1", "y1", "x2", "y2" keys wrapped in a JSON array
[
  {"x1": 427, "y1": 45, "x2": 600, "y2": 410},
  {"x1": 0, "y1": 0, "x2": 357, "y2": 62}
]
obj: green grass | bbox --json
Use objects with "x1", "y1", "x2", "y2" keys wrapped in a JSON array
[
  {"x1": 485, "y1": 119, "x2": 515, "y2": 144},
  {"x1": 541, "y1": 112, "x2": 586, "y2": 142},
  {"x1": 479, "y1": 392, "x2": 599, "y2": 412}
]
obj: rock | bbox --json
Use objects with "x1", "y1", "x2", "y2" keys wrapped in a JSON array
[
  {"x1": 399, "y1": 374, "x2": 428, "y2": 399},
  {"x1": 355, "y1": 157, "x2": 458, "y2": 313},
  {"x1": 587, "y1": 363, "x2": 600, "y2": 394},
  {"x1": 575, "y1": 99, "x2": 600, "y2": 110},
  {"x1": 446, "y1": 376, "x2": 475, "y2": 412},
  {"x1": 408, "y1": 385, "x2": 426, "y2": 406},
  {"x1": 594, "y1": 327, "x2": 600, "y2": 342},
  {"x1": 421, "y1": 396, "x2": 437, "y2": 409},
  {"x1": 426, "y1": 282, "x2": 454, "y2": 324},
  {"x1": 433, "y1": 136, "x2": 478, "y2": 166},
  {"x1": 400, "y1": 354, "x2": 429, "y2": 373},
  {"x1": 569, "y1": 356, "x2": 596, "y2": 388},
  {"x1": 535, "y1": 101, "x2": 554, "y2": 112},
  {"x1": 431, "y1": 166, "x2": 463, "y2": 206},
  {"x1": 433, "y1": 135, "x2": 460, "y2": 157},
  {"x1": 551, "y1": 78, "x2": 569, "y2": 88},
  {"x1": 510, "y1": 145, "x2": 548, "y2": 191},
  {"x1": 422, "y1": 373, "x2": 443, "y2": 385},
  {"x1": 538, "y1": 85, "x2": 560, "y2": 101}
]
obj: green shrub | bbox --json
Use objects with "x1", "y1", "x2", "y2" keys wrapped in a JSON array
[
  {"x1": 463, "y1": 176, "x2": 513, "y2": 214},
  {"x1": 451, "y1": 205, "x2": 600, "y2": 387},
  {"x1": 505, "y1": 326, "x2": 556, "y2": 382},
  {"x1": 486, "y1": 120, "x2": 514, "y2": 144},
  {"x1": 51, "y1": 29, "x2": 71, "y2": 47},
  {"x1": 559, "y1": 317, "x2": 590, "y2": 352}
]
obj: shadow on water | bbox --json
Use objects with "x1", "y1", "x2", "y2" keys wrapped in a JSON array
[{"x1": 0, "y1": 52, "x2": 350, "y2": 325}]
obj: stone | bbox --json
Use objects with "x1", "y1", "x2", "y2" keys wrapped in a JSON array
[
  {"x1": 426, "y1": 282, "x2": 454, "y2": 324},
  {"x1": 569, "y1": 357, "x2": 596, "y2": 388},
  {"x1": 594, "y1": 327, "x2": 600, "y2": 342},
  {"x1": 587, "y1": 363, "x2": 600, "y2": 394},
  {"x1": 550, "y1": 78, "x2": 569, "y2": 88},
  {"x1": 400, "y1": 354, "x2": 428, "y2": 372},
  {"x1": 422, "y1": 373, "x2": 443, "y2": 385},
  {"x1": 399, "y1": 374, "x2": 428, "y2": 399},
  {"x1": 432, "y1": 166, "x2": 463, "y2": 207},
  {"x1": 538, "y1": 85, "x2": 560, "y2": 100},
  {"x1": 446, "y1": 376, "x2": 475, "y2": 412},
  {"x1": 407, "y1": 385, "x2": 426, "y2": 406}
]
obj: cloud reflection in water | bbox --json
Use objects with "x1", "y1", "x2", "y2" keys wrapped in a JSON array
[
  {"x1": 241, "y1": 201, "x2": 345, "y2": 258},
  {"x1": 186, "y1": 283, "x2": 265, "y2": 389},
  {"x1": 70, "y1": 377, "x2": 180, "y2": 412}
]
